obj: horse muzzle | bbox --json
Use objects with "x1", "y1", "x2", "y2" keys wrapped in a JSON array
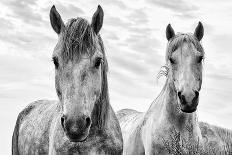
[
  {"x1": 177, "y1": 90, "x2": 199, "y2": 113},
  {"x1": 61, "y1": 114, "x2": 92, "y2": 142}
]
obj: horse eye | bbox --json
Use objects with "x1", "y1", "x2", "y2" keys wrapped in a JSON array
[
  {"x1": 94, "y1": 57, "x2": 103, "y2": 69},
  {"x1": 197, "y1": 56, "x2": 204, "y2": 63},
  {"x1": 169, "y1": 57, "x2": 175, "y2": 64},
  {"x1": 172, "y1": 45, "x2": 178, "y2": 53},
  {"x1": 52, "y1": 57, "x2": 59, "y2": 69}
]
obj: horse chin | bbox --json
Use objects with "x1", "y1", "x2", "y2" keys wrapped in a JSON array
[
  {"x1": 66, "y1": 129, "x2": 90, "y2": 143},
  {"x1": 180, "y1": 104, "x2": 197, "y2": 113}
]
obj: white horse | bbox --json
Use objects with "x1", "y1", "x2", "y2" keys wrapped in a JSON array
[
  {"x1": 12, "y1": 5, "x2": 123, "y2": 155},
  {"x1": 117, "y1": 22, "x2": 232, "y2": 155}
]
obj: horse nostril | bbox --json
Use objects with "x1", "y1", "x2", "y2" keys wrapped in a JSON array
[
  {"x1": 61, "y1": 115, "x2": 66, "y2": 129},
  {"x1": 192, "y1": 91, "x2": 199, "y2": 104},
  {"x1": 177, "y1": 91, "x2": 187, "y2": 105},
  {"x1": 177, "y1": 91, "x2": 182, "y2": 99},
  {"x1": 85, "y1": 117, "x2": 91, "y2": 128},
  {"x1": 195, "y1": 91, "x2": 199, "y2": 98}
]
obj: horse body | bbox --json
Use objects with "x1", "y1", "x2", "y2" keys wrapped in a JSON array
[
  {"x1": 118, "y1": 22, "x2": 232, "y2": 154},
  {"x1": 12, "y1": 5, "x2": 123, "y2": 155},
  {"x1": 199, "y1": 122, "x2": 232, "y2": 153}
]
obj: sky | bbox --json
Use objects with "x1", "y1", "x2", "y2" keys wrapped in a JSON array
[{"x1": 0, "y1": 0, "x2": 232, "y2": 154}]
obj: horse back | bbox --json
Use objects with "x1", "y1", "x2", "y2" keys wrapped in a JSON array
[
  {"x1": 199, "y1": 121, "x2": 232, "y2": 153},
  {"x1": 117, "y1": 109, "x2": 141, "y2": 120},
  {"x1": 12, "y1": 100, "x2": 59, "y2": 155},
  {"x1": 116, "y1": 109, "x2": 145, "y2": 155}
]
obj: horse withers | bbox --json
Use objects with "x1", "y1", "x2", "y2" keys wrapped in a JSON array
[
  {"x1": 12, "y1": 5, "x2": 123, "y2": 155},
  {"x1": 117, "y1": 22, "x2": 232, "y2": 154}
]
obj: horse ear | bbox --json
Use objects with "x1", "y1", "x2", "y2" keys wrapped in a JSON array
[
  {"x1": 166, "y1": 24, "x2": 175, "y2": 41},
  {"x1": 50, "y1": 5, "x2": 65, "y2": 34},
  {"x1": 194, "y1": 22, "x2": 204, "y2": 41},
  {"x1": 91, "y1": 5, "x2": 104, "y2": 34}
]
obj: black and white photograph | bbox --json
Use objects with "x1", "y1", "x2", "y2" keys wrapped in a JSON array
[{"x1": 0, "y1": 0, "x2": 232, "y2": 154}]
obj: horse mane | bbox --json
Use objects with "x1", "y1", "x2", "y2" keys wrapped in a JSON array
[
  {"x1": 60, "y1": 17, "x2": 109, "y2": 130},
  {"x1": 91, "y1": 36, "x2": 110, "y2": 130},
  {"x1": 157, "y1": 33, "x2": 204, "y2": 79}
]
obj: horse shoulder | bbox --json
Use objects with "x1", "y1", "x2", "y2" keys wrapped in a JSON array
[
  {"x1": 14, "y1": 100, "x2": 59, "y2": 154},
  {"x1": 12, "y1": 100, "x2": 38, "y2": 155}
]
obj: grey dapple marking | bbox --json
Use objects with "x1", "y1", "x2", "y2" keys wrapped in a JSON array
[
  {"x1": 117, "y1": 22, "x2": 232, "y2": 155},
  {"x1": 12, "y1": 5, "x2": 123, "y2": 155}
]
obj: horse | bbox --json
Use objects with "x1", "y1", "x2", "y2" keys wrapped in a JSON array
[
  {"x1": 117, "y1": 22, "x2": 232, "y2": 154},
  {"x1": 12, "y1": 5, "x2": 123, "y2": 155}
]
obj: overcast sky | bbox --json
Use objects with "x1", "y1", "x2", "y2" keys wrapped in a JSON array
[{"x1": 1, "y1": 0, "x2": 232, "y2": 153}]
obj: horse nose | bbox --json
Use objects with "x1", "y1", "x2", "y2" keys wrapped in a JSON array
[
  {"x1": 177, "y1": 90, "x2": 199, "y2": 104},
  {"x1": 194, "y1": 91, "x2": 199, "y2": 98},
  {"x1": 61, "y1": 114, "x2": 92, "y2": 142},
  {"x1": 178, "y1": 90, "x2": 199, "y2": 113},
  {"x1": 177, "y1": 91, "x2": 187, "y2": 105},
  {"x1": 61, "y1": 114, "x2": 66, "y2": 129}
]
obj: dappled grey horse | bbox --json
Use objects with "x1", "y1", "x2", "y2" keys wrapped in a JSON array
[
  {"x1": 117, "y1": 22, "x2": 232, "y2": 155},
  {"x1": 12, "y1": 5, "x2": 123, "y2": 155}
]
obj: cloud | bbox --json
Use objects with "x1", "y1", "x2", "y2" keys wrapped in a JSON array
[
  {"x1": 0, "y1": 51, "x2": 56, "y2": 99},
  {"x1": 0, "y1": 17, "x2": 14, "y2": 30},
  {"x1": 103, "y1": 0, "x2": 127, "y2": 9},
  {"x1": 207, "y1": 73, "x2": 232, "y2": 81},
  {"x1": 128, "y1": 9, "x2": 149, "y2": 25},
  {"x1": 125, "y1": 33, "x2": 161, "y2": 49},
  {"x1": 127, "y1": 26, "x2": 153, "y2": 35},
  {"x1": 148, "y1": 0, "x2": 198, "y2": 12},
  {"x1": 122, "y1": 33, "x2": 163, "y2": 65},
  {"x1": 209, "y1": 34, "x2": 232, "y2": 54},
  {"x1": 103, "y1": 30, "x2": 119, "y2": 41},
  {"x1": 112, "y1": 53, "x2": 150, "y2": 75},
  {"x1": 42, "y1": 2, "x2": 85, "y2": 21},
  {"x1": 1, "y1": 0, "x2": 85, "y2": 26},
  {"x1": 105, "y1": 16, "x2": 132, "y2": 28},
  {"x1": 0, "y1": 29, "x2": 56, "y2": 57},
  {"x1": 2, "y1": 0, "x2": 44, "y2": 25},
  {"x1": 174, "y1": 12, "x2": 197, "y2": 19},
  {"x1": 147, "y1": 0, "x2": 199, "y2": 18}
]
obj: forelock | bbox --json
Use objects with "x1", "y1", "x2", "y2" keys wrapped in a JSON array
[
  {"x1": 60, "y1": 18, "x2": 98, "y2": 62},
  {"x1": 166, "y1": 33, "x2": 204, "y2": 60}
]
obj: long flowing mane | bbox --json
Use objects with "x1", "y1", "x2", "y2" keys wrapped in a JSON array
[
  {"x1": 92, "y1": 36, "x2": 110, "y2": 130},
  {"x1": 60, "y1": 17, "x2": 109, "y2": 129}
]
